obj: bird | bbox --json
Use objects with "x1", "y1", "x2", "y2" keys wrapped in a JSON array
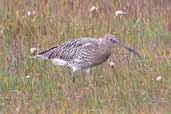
[{"x1": 31, "y1": 34, "x2": 141, "y2": 82}]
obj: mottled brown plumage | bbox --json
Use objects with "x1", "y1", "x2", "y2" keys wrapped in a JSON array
[{"x1": 34, "y1": 34, "x2": 140, "y2": 81}]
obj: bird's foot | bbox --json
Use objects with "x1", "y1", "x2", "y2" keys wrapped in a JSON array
[{"x1": 72, "y1": 76, "x2": 76, "y2": 82}]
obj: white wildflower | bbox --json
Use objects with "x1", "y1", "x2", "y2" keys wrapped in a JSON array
[
  {"x1": 0, "y1": 30, "x2": 3, "y2": 34},
  {"x1": 16, "y1": 105, "x2": 21, "y2": 112},
  {"x1": 26, "y1": 75, "x2": 30, "y2": 79},
  {"x1": 115, "y1": 10, "x2": 126, "y2": 16},
  {"x1": 109, "y1": 61, "x2": 115, "y2": 67},
  {"x1": 89, "y1": 6, "x2": 98, "y2": 12},
  {"x1": 156, "y1": 76, "x2": 162, "y2": 81},
  {"x1": 30, "y1": 47, "x2": 37, "y2": 54},
  {"x1": 27, "y1": 11, "x2": 31, "y2": 16},
  {"x1": 32, "y1": 10, "x2": 36, "y2": 15}
]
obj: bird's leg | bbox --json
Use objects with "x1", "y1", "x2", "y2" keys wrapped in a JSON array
[
  {"x1": 71, "y1": 67, "x2": 78, "y2": 82},
  {"x1": 85, "y1": 68, "x2": 90, "y2": 79},
  {"x1": 85, "y1": 68, "x2": 94, "y2": 95},
  {"x1": 71, "y1": 71, "x2": 76, "y2": 82},
  {"x1": 85, "y1": 68, "x2": 93, "y2": 87}
]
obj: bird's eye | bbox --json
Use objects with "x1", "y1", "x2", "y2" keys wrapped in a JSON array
[
  {"x1": 110, "y1": 38, "x2": 117, "y2": 43},
  {"x1": 110, "y1": 39, "x2": 114, "y2": 42}
]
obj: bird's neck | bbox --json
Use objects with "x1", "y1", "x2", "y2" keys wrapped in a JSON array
[
  {"x1": 98, "y1": 40, "x2": 112, "y2": 56},
  {"x1": 99, "y1": 39, "x2": 112, "y2": 51}
]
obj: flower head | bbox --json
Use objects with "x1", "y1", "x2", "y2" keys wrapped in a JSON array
[
  {"x1": 109, "y1": 61, "x2": 116, "y2": 68},
  {"x1": 115, "y1": 10, "x2": 126, "y2": 16},
  {"x1": 26, "y1": 75, "x2": 30, "y2": 79},
  {"x1": 27, "y1": 11, "x2": 31, "y2": 16},
  {"x1": 30, "y1": 47, "x2": 38, "y2": 54},
  {"x1": 89, "y1": 6, "x2": 98, "y2": 12},
  {"x1": 156, "y1": 76, "x2": 162, "y2": 81}
]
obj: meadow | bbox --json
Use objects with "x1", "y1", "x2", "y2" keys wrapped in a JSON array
[{"x1": 0, "y1": 0, "x2": 171, "y2": 113}]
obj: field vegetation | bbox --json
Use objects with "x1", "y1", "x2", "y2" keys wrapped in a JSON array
[{"x1": 0, "y1": 0, "x2": 171, "y2": 113}]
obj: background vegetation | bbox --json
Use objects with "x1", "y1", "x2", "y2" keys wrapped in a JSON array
[{"x1": 0, "y1": 0, "x2": 171, "y2": 113}]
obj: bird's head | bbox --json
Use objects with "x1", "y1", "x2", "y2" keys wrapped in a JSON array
[
  {"x1": 102, "y1": 34, "x2": 142, "y2": 58},
  {"x1": 103, "y1": 34, "x2": 120, "y2": 46}
]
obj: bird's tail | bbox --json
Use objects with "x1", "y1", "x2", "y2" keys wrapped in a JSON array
[
  {"x1": 30, "y1": 47, "x2": 49, "y2": 59},
  {"x1": 30, "y1": 45, "x2": 58, "y2": 59},
  {"x1": 30, "y1": 47, "x2": 42, "y2": 59}
]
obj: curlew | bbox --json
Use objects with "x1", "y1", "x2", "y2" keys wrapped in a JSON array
[{"x1": 32, "y1": 34, "x2": 141, "y2": 82}]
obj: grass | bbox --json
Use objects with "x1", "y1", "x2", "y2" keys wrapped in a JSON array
[{"x1": 0, "y1": 0, "x2": 171, "y2": 113}]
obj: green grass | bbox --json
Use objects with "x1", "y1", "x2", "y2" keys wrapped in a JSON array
[{"x1": 0, "y1": 0, "x2": 171, "y2": 113}]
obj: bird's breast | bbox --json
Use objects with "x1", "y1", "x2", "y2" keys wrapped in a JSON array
[{"x1": 90, "y1": 50, "x2": 111, "y2": 66}]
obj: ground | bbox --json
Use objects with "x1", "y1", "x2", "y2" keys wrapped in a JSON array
[{"x1": 0, "y1": 0, "x2": 171, "y2": 113}]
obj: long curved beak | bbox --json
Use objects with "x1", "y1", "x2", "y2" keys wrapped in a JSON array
[{"x1": 116, "y1": 42, "x2": 142, "y2": 59}]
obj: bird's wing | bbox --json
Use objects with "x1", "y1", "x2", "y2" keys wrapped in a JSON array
[
  {"x1": 72, "y1": 41, "x2": 111, "y2": 68},
  {"x1": 36, "y1": 45, "x2": 58, "y2": 59},
  {"x1": 37, "y1": 38, "x2": 99, "y2": 61}
]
